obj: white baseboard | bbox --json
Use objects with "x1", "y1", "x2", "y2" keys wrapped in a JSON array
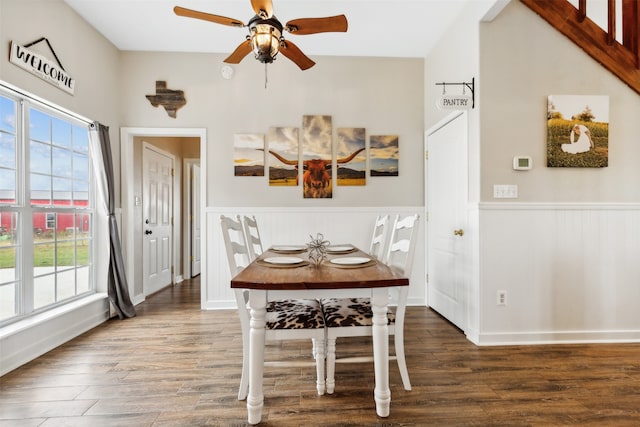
[{"x1": 476, "y1": 330, "x2": 640, "y2": 346}]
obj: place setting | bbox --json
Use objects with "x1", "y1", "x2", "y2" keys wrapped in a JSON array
[
  {"x1": 325, "y1": 244, "x2": 357, "y2": 255},
  {"x1": 324, "y1": 255, "x2": 377, "y2": 269},
  {"x1": 257, "y1": 255, "x2": 310, "y2": 268},
  {"x1": 269, "y1": 245, "x2": 308, "y2": 254}
]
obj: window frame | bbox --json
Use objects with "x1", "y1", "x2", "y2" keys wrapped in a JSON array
[{"x1": 0, "y1": 84, "x2": 96, "y2": 326}]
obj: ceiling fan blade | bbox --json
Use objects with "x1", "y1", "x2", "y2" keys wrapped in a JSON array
[
  {"x1": 251, "y1": 0, "x2": 273, "y2": 19},
  {"x1": 224, "y1": 40, "x2": 253, "y2": 64},
  {"x1": 279, "y1": 40, "x2": 315, "y2": 70},
  {"x1": 174, "y1": 6, "x2": 245, "y2": 27},
  {"x1": 285, "y1": 15, "x2": 348, "y2": 35}
]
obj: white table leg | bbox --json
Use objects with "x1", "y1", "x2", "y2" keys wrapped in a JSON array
[
  {"x1": 371, "y1": 288, "x2": 390, "y2": 417},
  {"x1": 326, "y1": 337, "x2": 336, "y2": 394},
  {"x1": 247, "y1": 290, "x2": 267, "y2": 425}
]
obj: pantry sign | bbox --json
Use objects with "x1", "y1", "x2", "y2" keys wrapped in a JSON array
[
  {"x1": 437, "y1": 94, "x2": 472, "y2": 110},
  {"x1": 10, "y1": 40, "x2": 75, "y2": 95}
]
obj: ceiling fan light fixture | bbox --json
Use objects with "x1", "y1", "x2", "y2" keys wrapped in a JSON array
[
  {"x1": 250, "y1": 21, "x2": 282, "y2": 63},
  {"x1": 174, "y1": 3, "x2": 348, "y2": 71}
]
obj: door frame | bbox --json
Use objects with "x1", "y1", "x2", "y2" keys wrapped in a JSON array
[
  {"x1": 183, "y1": 158, "x2": 200, "y2": 279},
  {"x1": 120, "y1": 127, "x2": 207, "y2": 306}
]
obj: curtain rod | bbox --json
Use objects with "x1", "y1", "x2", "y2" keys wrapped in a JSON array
[{"x1": 0, "y1": 79, "x2": 94, "y2": 126}]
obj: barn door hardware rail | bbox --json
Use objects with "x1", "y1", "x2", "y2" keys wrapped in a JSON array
[{"x1": 435, "y1": 77, "x2": 475, "y2": 109}]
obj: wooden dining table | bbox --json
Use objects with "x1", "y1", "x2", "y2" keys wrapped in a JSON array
[{"x1": 230, "y1": 245, "x2": 409, "y2": 425}]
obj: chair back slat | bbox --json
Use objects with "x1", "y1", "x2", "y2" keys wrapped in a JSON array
[
  {"x1": 242, "y1": 215, "x2": 264, "y2": 261},
  {"x1": 369, "y1": 214, "x2": 389, "y2": 260},
  {"x1": 220, "y1": 215, "x2": 251, "y2": 275},
  {"x1": 384, "y1": 214, "x2": 419, "y2": 277}
]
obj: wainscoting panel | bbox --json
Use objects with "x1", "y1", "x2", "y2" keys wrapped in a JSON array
[
  {"x1": 203, "y1": 207, "x2": 425, "y2": 310},
  {"x1": 478, "y1": 203, "x2": 640, "y2": 345}
]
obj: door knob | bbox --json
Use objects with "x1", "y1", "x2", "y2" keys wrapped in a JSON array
[
  {"x1": 453, "y1": 229, "x2": 464, "y2": 236},
  {"x1": 145, "y1": 229, "x2": 153, "y2": 235}
]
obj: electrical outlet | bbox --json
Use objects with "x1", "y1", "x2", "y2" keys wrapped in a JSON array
[{"x1": 497, "y1": 290, "x2": 507, "y2": 306}]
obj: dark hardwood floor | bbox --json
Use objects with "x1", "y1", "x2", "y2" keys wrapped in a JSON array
[{"x1": 2, "y1": 276, "x2": 640, "y2": 426}]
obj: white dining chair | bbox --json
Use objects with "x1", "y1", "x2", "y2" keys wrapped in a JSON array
[
  {"x1": 220, "y1": 215, "x2": 326, "y2": 400},
  {"x1": 242, "y1": 215, "x2": 263, "y2": 261},
  {"x1": 321, "y1": 214, "x2": 419, "y2": 394},
  {"x1": 369, "y1": 214, "x2": 389, "y2": 260}
]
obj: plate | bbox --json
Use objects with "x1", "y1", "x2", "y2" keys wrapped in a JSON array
[
  {"x1": 330, "y1": 257, "x2": 371, "y2": 265},
  {"x1": 271, "y1": 245, "x2": 307, "y2": 252},
  {"x1": 263, "y1": 256, "x2": 305, "y2": 265},
  {"x1": 326, "y1": 245, "x2": 354, "y2": 253}
]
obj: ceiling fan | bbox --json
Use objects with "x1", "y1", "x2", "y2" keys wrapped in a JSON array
[{"x1": 174, "y1": 0, "x2": 348, "y2": 70}]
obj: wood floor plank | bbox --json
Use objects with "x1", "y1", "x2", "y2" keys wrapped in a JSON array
[{"x1": 3, "y1": 276, "x2": 640, "y2": 426}]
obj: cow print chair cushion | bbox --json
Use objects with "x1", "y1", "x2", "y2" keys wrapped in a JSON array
[
  {"x1": 320, "y1": 298, "x2": 395, "y2": 328},
  {"x1": 266, "y1": 299, "x2": 325, "y2": 330}
]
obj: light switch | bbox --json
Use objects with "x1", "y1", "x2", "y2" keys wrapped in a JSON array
[
  {"x1": 134, "y1": 196, "x2": 141, "y2": 206},
  {"x1": 493, "y1": 184, "x2": 518, "y2": 198}
]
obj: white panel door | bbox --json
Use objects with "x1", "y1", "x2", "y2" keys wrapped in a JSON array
[
  {"x1": 426, "y1": 112, "x2": 468, "y2": 332},
  {"x1": 143, "y1": 144, "x2": 173, "y2": 295},
  {"x1": 191, "y1": 164, "x2": 201, "y2": 277}
]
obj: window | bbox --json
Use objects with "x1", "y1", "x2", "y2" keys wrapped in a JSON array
[
  {"x1": 0, "y1": 87, "x2": 94, "y2": 323},
  {"x1": 45, "y1": 212, "x2": 55, "y2": 230}
]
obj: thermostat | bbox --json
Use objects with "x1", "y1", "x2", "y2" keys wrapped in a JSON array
[{"x1": 513, "y1": 156, "x2": 532, "y2": 170}]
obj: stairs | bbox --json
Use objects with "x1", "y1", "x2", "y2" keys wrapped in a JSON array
[{"x1": 520, "y1": 0, "x2": 640, "y2": 95}]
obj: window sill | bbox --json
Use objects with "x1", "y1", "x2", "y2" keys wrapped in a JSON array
[
  {"x1": 0, "y1": 293, "x2": 108, "y2": 340},
  {"x1": 0, "y1": 293, "x2": 109, "y2": 376}
]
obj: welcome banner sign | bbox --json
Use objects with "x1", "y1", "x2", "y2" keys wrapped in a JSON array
[{"x1": 10, "y1": 41, "x2": 75, "y2": 95}]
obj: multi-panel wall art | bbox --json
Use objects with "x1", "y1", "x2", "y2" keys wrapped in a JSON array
[{"x1": 233, "y1": 115, "x2": 398, "y2": 198}]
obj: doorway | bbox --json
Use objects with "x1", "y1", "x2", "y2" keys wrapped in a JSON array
[
  {"x1": 184, "y1": 160, "x2": 201, "y2": 278},
  {"x1": 425, "y1": 111, "x2": 469, "y2": 332},
  {"x1": 120, "y1": 127, "x2": 206, "y2": 305}
]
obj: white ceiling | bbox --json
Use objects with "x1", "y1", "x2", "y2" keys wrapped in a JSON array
[{"x1": 62, "y1": 0, "x2": 502, "y2": 59}]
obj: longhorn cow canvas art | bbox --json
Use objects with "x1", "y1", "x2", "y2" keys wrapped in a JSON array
[{"x1": 302, "y1": 115, "x2": 334, "y2": 198}]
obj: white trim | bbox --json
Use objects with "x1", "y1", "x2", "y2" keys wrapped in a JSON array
[
  {"x1": 0, "y1": 293, "x2": 109, "y2": 376},
  {"x1": 480, "y1": 202, "x2": 640, "y2": 210},
  {"x1": 204, "y1": 206, "x2": 423, "y2": 214},
  {"x1": 477, "y1": 330, "x2": 640, "y2": 346},
  {"x1": 120, "y1": 127, "x2": 207, "y2": 306},
  {"x1": 183, "y1": 158, "x2": 200, "y2": 280},
  {"x1": 0, "y1": 79, "x2": 91, "y2": 124}
]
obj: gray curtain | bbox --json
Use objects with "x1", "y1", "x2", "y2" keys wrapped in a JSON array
[{"x1": 95, "y1": 123, "x2": 136, "y2": 319}]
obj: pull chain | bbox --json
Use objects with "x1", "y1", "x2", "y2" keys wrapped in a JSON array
[{"x1": 264, "y1": 63, "x2": 268, "y2": 89}]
